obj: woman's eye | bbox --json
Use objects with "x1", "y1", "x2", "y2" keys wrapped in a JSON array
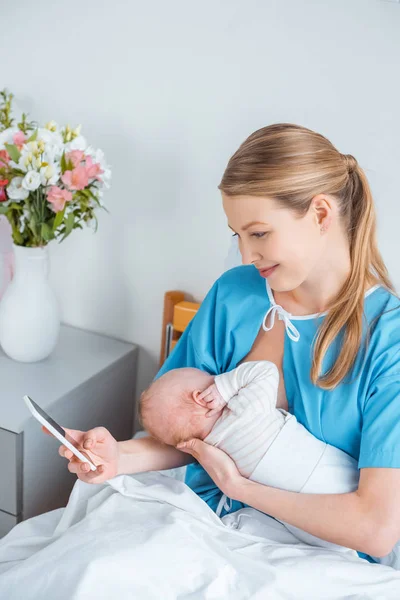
[
  {"x1": 231, "y1": 233, "x2": 238, "y2": 237},
  {"x1": 251, "y1": 232, "x2": 267, "y2": 238}
]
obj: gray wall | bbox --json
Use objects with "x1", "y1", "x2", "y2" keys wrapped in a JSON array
[{"x1": 1, "y1": 0, "x2": 399, "y2": 400}]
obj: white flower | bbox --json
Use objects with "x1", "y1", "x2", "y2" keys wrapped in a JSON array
[
  {"x1": 64, "y1": 135, "x2": 87, "y2": 152},
  {"x1": 7, "y1": 177, "x2": 29, "y2": 201},
  {"x1": 40, "y1": 163, "x2": 60, "y2": 186},
  {"x1": 0, "y1": 127, "x2": 18, "y2": 151},
  {"x1": 22, "y1": 170, "x2": 41, "y2": 191},
  {"x1": 36, "y1": 128, "x2": 64, "y2": 160},
  {"x1": 17, "y1": 144, "x2": 37, "y2": 172},
  {"x1": 101, "y1": 168, "x2": 112, "y2": 189},
  {"x1": 25, "y1": 140, "x2": 39, "y2": 153}
]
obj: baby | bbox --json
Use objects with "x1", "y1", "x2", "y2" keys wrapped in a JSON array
[
  {"x1": 139, "y1": 360, "x2": 399, "y2": 569},
  {"x1": 139, "y1": 360, "x2": 285, "y2": 478}
]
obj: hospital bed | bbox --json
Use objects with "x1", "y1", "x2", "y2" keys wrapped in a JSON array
[
  {"x1": 158, "y1": 290, "x2": 200, "y2": 367},
  {"x1": 3, "y1": 290, "x2": 400, "y2": 598}
]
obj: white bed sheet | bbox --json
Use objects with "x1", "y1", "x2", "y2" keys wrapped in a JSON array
[{"x1": 0, "y1": 471, "x2": 399, "y2": 599}]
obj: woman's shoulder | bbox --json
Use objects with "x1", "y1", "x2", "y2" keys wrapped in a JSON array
[
  {"x1": 197, "y1": 265, "x2": 268, "y2": 325},
  {"x1": 215, "y1": 265, "x2": 266, "y2": 297},
  {"x1": 365, "y1": 285, "x2": 400, "y2": 378},
  {"x1": 366, "y1": 285, "x2": 400, "y2": 327}
]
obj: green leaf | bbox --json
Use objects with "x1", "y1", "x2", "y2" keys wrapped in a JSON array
[
  {"x1": 4, "y1": 143, "x2": 21, "y2": 163},
  {"x1": 26, "y1": 129, "x2": 38, "y2": 142},
  {"x1": 9, "y1": 202, "x2": 24, "y2": 211},
  {"x1": 59, "y1": 211, "x2": 75, "y2": 242},
  {"x1": 65, "y1": 211, "x2": 74, "y2": 236},
  {"x1": 28, "y1": 216, "x2": 38, "y2": 237},
  {"x1": 41, "y1": 222, "x2": 53, "y2": 242},
  {"x1": 53, "y1": 207, "x2": 65, "y2": 231},
  {"x1": 0, "y1": 204, "x2": 8, "y2": 215},
  {"x1": 12, "y1": 227, "x2": 23, "y2": 245}
]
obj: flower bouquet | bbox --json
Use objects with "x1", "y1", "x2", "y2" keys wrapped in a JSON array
[
  {"x1": 0, "y1": 89, "x2": 111, "y2": 247},
  {"x1": 0, "y1": 90, "x2": 112, "y2": 363}
]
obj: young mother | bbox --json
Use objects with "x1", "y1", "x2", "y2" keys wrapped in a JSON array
[{"x1": 55, "y1": 123, "x2": 400, "y2": 563}]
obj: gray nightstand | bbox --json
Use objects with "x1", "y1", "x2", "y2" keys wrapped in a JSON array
[{"x1": 0, "y1": 324, "x2": 138, "y2": 538}]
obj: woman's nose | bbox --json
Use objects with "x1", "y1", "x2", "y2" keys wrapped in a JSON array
[{"x1": 240, "y1": 244, "x2": 262, "y2": 266}]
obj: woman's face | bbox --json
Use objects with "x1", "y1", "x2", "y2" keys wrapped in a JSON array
[{"x1": 222, "y1": 192, "x2": 333, "y2": 292}]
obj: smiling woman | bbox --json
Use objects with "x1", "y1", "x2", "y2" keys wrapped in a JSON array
[
  {"x1": 153, "y1": 123, "x2": 400, "y2": 562},
  {"x1": 219, "y1": 123, "x2": 394, "y2": 388},
  {"x1": 56, "y1": 123, "x2": 400, "y2": 565}
]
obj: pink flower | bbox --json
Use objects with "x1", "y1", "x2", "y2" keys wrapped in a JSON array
[
  {"x1": 66, "y1": 150, "x2": 84, "y2": 168},
  {"x1": 61, "y1": 166, "x2": 89, "y2": 190},
  {"x1": 0, "y1": 150, "x2": 10, "y2": 167},
  {"x1": 0, "y1": 186, "x2": 8, "y2": 202},
  {"x1": 85, "y1": 155, "x2": 103, "y2": 181},
  {"x1": 47, "y1": 186, "x2": 73, "y2": 213},
  {"x1": 0, "y1": 179, "x2": 9, "y2": 202},
  {"x1": 13, "y1": 131, "x2": 26, "y2": 149}
]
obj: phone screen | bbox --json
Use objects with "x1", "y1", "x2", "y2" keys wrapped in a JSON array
[{"x1": 29, "y1": 397, "x2": 82, "y2": 450}]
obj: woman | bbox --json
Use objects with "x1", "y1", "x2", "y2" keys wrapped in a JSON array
[{"x1": 55, "y1": 123, "x2": 400, "y2": 564}]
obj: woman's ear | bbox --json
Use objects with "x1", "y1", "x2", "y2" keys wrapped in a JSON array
[
  {"x1": 312, "y1": 194, "x2": 332, "y2": 232},
  {"x1": 192, "y1": 390, "x2": 207, "y2": 408}
]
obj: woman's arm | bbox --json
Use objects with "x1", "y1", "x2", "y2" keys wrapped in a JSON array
[
  {"x1": 177, "y1": 438, "x2": 400, "y2": 558},
  {"x1": 236, "y1": 466, "x2": 400, "y2": 558},
  {"x1": 117, "y1": 436, "x2": 195, "y2": 476}
]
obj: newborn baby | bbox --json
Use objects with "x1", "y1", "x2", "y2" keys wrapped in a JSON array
[
  {"x1": 139, "y1": 360, "x2": 400, "y2": 569},
  {"x1": 139, "y1": 361, "x2": 286, "y2": 478}
]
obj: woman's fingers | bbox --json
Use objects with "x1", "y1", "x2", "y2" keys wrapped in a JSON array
[
  {"x1": 58, "y1": 445, "x2": 74, "y2": 460},
  {"x1": 67, "y1": 460, "x2": 90, "y2": 475},
  {"x1": 80, "y1": 427, "x2": 108, "y2": 449},
  {"x1": 177, "y1": 438, "x2": 202, "y2": 460},
  {"x1": 67, "y1": 459, "x2": 104, "y2": 481}
]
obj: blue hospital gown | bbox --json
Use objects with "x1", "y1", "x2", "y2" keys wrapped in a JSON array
[{"x1": 155, "y1": 265, "x2": 400, "y2": 561}]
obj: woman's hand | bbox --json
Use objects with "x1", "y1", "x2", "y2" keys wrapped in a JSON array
[
  {"x1": 42, "y1": 425, "x2": 119, "y2": 484},
  {"x1": 197, "y1": 383, "x2": 227, "y2": 417},
  {"x1": 177, "y1": 438, "x2": 246, "y2": 499}
]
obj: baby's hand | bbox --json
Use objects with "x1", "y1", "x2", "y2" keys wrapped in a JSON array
[{"x1": 197, "y1": 383, "x2": 227, "y2": 418}]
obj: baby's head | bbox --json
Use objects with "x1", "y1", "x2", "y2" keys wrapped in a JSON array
[{"x1": 139, "y1": 368, "x2": 218, "y2": 447}]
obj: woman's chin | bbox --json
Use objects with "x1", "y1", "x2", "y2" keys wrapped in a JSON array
[{"x1": 269, "y1": 274, "x2": 303, "y2": 294}]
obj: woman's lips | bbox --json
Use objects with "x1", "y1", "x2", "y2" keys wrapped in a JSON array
[{"x1": 259, "y1": 264, "x2": 279, "y2": 278}]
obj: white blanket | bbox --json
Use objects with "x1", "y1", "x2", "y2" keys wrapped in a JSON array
[{"x1": 0, "y1": 472, "x2": 399, "y2": 599}]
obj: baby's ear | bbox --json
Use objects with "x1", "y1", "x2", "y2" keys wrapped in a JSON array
[{"x1": 192, "y1": 390, "x2": 207, "y2": 408}]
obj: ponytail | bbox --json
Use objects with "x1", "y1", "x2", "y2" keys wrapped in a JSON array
[{"x1": 311, "y1": 156, "x2": 395, "y2": 388}]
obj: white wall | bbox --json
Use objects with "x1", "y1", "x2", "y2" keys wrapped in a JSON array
[{"x1": 1, "y1": 0, "x2": 399, "y2": 419}]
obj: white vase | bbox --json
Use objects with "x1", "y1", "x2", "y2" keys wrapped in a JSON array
[{"x1": 0, "y1": 244, "x2": 60, "y2": 362}]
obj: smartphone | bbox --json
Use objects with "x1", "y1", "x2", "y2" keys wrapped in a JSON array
[{"x1": 23, "y1": 395, "x2": 97, "y2": 471}]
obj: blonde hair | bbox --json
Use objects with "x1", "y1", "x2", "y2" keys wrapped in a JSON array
[{"x1": 219, "y1": 123, "x2": 396, "y2": 389}]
